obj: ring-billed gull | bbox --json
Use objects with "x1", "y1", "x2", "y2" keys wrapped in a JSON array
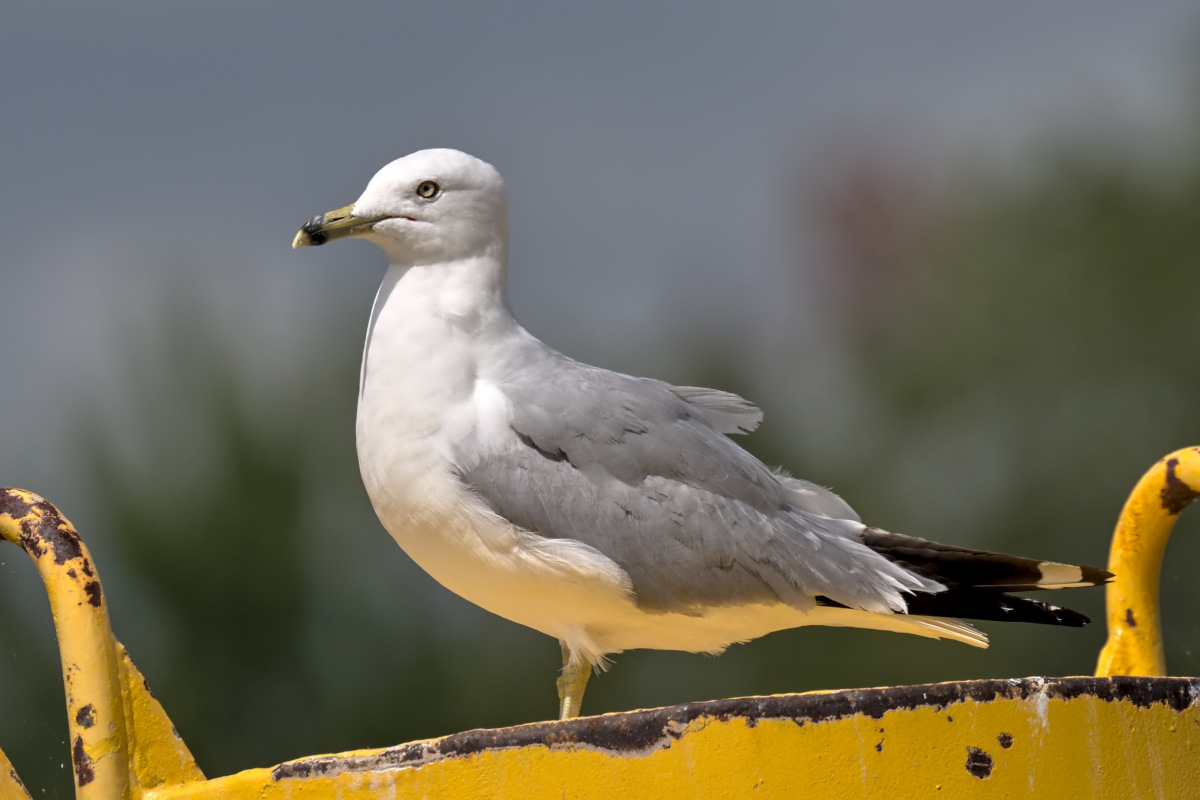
[{"x1": 292, "y1": 149, "x2": 1109, "y2": 720}]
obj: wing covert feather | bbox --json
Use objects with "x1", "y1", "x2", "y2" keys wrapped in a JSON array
[{"x1": 455, "y1": 351, "x2": 936, "y2": 613}]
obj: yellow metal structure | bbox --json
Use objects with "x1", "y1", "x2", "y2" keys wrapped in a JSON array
[
  {"x1": 1096, "y1": 446, "x2": 1200, "y2": 678},
  {"x1": 0, "y1": 489, "x2": 203, "y2": 800},
  {"x1": 2, "y1": 447, "x2": 1200, "y2": 799}
]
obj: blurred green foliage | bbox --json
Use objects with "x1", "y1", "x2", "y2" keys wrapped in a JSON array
[{"x1": 5, "y1": 116, "x2": 1200, "y2": 796}]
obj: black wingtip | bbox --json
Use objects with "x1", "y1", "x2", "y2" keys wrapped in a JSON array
[
  {"x1": 1080, "y1": 564, "x2": 1115, "y2": 585},
  {"x1": 816, "y1": 590, "x2": 1091, "y2": 627},
  {"x1": 860, "y1": 528, "x2": 1113, "y2": 590},
  {"x1": 901, "y1": 587, "x2": 1092, "y2": 627}
]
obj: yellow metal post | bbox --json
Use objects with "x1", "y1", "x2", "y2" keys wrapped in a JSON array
[
  {"x1": 0, "y1": 489, "x2": 131, "y2": 799},
  {"x1": 0, "y1": 488, "x2": 203, "y2": 799},
  {"x1": 1095, "y1": 447, "x2": 1200, "y2": 677}
]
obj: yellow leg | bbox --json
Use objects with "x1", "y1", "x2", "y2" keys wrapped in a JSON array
[{"x1": 556, "y1": 641, "x2": 591, "y2": 719}]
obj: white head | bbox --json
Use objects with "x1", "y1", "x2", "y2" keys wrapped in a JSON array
[{"x1": 294, "y1": 149, "x2": 508, "y2": 265}]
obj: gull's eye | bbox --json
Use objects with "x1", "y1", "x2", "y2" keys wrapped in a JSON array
[{"x1": 416, "y1": 180, "x2": 440, "y2": 199}]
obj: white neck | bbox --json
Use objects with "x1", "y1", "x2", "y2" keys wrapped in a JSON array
[{"x1": 355, "y1": 253, "x2": 519, "y2": 505}]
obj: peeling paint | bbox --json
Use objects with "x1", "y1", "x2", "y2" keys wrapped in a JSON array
[
  {"x1": 1159, "y1": 457, "x2": 1199, "y2": 515},
  {"x1": 72, "y1": 736, "x2": 95, "y2": 787},
  {"x1": 7, "y1": 769, "x2": 25, "y2": 791},
  {"x1": 272, "y1": 676, "x2": 1200, "y2": 782},
  {"x1": 0, "y1": 490, "x2": 36, "y2": 520},
  {"x1": 2, "y1": 491, "x2": 87, "y2": 567},
  {"x1": 965, "y1": 747, "x2": 994, "y2": 779}
]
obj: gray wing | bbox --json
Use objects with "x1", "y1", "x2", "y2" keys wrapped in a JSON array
[
  {"x1": 456, "y1": 350, "x2": 937, "y2": 614},
  {"x1": 664, "y1": 384, "x2": 763, "y2": 434}
]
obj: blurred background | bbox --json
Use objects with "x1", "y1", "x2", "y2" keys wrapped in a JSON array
[{"x1": 4, "y1": 1, "x2": 1200, "y2": 794}]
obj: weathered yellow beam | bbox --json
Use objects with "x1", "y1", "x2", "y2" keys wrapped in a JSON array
[
  {"x1": 144, "y1": 676, "x2": 1200, "y2": 799},
  {"x1": 1096, "y1": 447, "x2": 1200, "y2": 678}
]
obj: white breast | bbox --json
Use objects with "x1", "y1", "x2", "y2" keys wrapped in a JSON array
[{"x1": 354, "y1": 261, "x2": 639, "y2": 662}]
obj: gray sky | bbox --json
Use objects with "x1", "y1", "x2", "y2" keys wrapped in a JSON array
[{"x1": 2, "y1": 0, "x2": 1197, "y2": 502}]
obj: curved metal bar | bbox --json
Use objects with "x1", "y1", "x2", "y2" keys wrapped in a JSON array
[
  {"x1": 0, "y1": 488, "x2": 130, "y2": 800},
  {"x1": 1095, "y1": 447, "x2": 1200, "y2": 677}
]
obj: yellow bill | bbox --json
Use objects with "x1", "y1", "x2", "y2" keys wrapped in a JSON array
[{"x1": 292, "y1": 204, "x2": 391, "y2": 248}]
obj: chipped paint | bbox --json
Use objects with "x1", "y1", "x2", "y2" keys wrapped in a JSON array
[
  {"x1": 965, "y1": 747, "x2": 993, "y2": 779},
  {"x1": 266, "y1": 676, "x2": 1200, "y2": 784},
  {"x1": 0, "y1": 745, "x2": 32, "y2": 800},
  {"x1": 151, "y1": 675, "x2": 1200, "y2": 799},
  {"x1": 1158, "y1": 457, "x2": 1199, "y2": 515},
  {"x1": 72, "y1": 736, "x2": 95, "y2": 787}
]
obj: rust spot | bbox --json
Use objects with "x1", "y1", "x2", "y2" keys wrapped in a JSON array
[
  {"x1": 47, "y1": 525, "x2": 84, "y2": 564},
  {"x1": 67, "y1": 568, "x2": 77, "y2": 578},
  {"x1": 72, "y1": 736, "x2": 95, "y2": 787},
  {"x1": 0, "y1": 489, "x2": 36, "y2": 520},
  {"x1": 1160, "y1": 457, "x2": 1200, "y2": 515},
  {"x1": 7, "y1": 768, "x2": 26, "y2": 791},
  {"x1": 271, "y1": 677, "x2": 1200, "y2": 781},
  {"x1": 15, "y1": 518, "x2": 46, "y2": 558},
  {"x1": 874, "y1": 741, "x2": 883, "y2": 752},
  {"x1": 1125, "y1": 608, "x2": 1137, "y2": 628},
  {"x1": 965, "y1": 747, "x2": 993, "y2": 779},
  {"x1": 9, "y1": 497, "x2": 84, "y2": 565},
  {"x1": 83, "y1": 581, "x2": 102, "y2": 607},
  {"x1": 75, "y1": 704, "x2": 96, "y2": 729},
  {"x1": 946, "y1": 715, "x2": 953, "y2": 723},
  {"x1": 1048, "y1": 676, "x2": 1197, "y2": 712},
  {"x1": 997, "y1": 732, "x2": 1013, "y2": 749}
]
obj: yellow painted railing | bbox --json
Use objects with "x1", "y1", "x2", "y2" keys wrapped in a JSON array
[
  {"x1": 1095, "y1": 447, "x2": 1200, "y2": 678},
  {"x1": 2, "y1": 447, "x2": 1199, "y2": 799}
]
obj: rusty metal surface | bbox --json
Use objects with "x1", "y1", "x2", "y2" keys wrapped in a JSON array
[
  {"x1": 271, "y1": 675, "x2": 1200, "y2": 780},
  {"x1": 163, "y1": 676, "x2": 1200, "y2": 799}
]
